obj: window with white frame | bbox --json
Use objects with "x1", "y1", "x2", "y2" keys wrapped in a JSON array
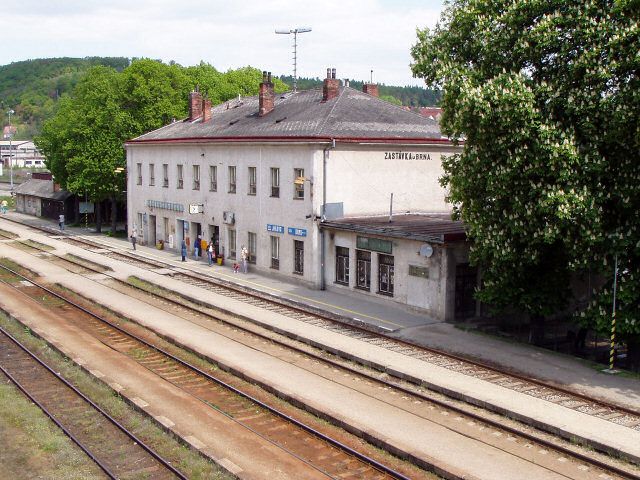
[
  {"x1": 162, "y1": 164, "x2": 168, "y2": 187},
  {"x1": 149, "y1": 163, "x2": 155, "y2": 186},
  {"x1": 248, "y1": 232, "x2": 257, "y2": 263},
  {"x1": 248, "y1": 166, "x2": 257, "y2": 195},
  {"x1": 270, "y1": 167, "x2": 280, "y2": 197},
  {"x1": 209, "y1": 165, "x2": 217, "y2": 191},
  {"x1": 294, "y1": 168, "x2": 304, "y2": 199},
  {"x1": 228, "y1": 166, "x2": 236, "y2": 193},
  {"x1": 177, "y1": 164, "x2": 183, "y2": 189},
  {"x1": 193, "y1": 165, "x2": 200, "y2": 190},
  {"x1": 270, "y1": 236, "x2": 279, "y2": 269},
  {"x1": 335, "y1": 246, "x2": 349, "y2": 285},
  {"x1": 136, "y1": 163, "x2": 142, "y2": 185}
]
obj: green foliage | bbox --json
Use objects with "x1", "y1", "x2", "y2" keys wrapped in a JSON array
[
  {"x1": 411, "y1": 1, "x2": 640, "y2": 341},
  {"x1": 278, "y1": 75, "x2": 441, "y2": 106},
  {"x1": 0, "y1": 57, "x2": 129, "y2": 138},
  {"x1": 35, "y1": 59, "x2": 291, "y2": 207}
]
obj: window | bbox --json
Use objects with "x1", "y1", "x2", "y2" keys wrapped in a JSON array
[
  {"x1": 248, "y1": 167, "x2": 257, "y2": 195},
  {"x1": 294, "y1": 168, "x2": 304, "y2": 199},
  {"x1": 149, "y1": 164, "x2": 155, "y2": 186},
  {"x1": 193, "y1": 165, "x2": 200, "y2": 190},
  {"x1": 270, "y1": 236, "x2": 279, "y2": 269},
  {"x1": 136, "y1": 163, "x2": 142, "y2": 185},
  {"x1": 356, "y1": 250, "x2": 371, "y2": 290},
  {"x1": 294, "y1": 240, "x2": 304, "y2": 274},
  {"x1": 177, "y1": 164, "x2": 184, "y2": 189},
  {"x1": 270, "y1": 167, "x2": 280, "y2": 197},
  {"x1": 209, "y1": 165, "x2": 217, "y2": 191},
  {"x1": 335, "y1": 246, "x2": 349, "y2": 285},
  {"x1": 162, "y1": 164, "x2": 169, "y2": 187},
  {"x1": 378, "y1": 254, "x2": 394, "y2": 296},
  {"x1": 228, "y1": 166, "x2": 236, "y2": 193},
  {"x1": 248, "y1": 232, "x2": 257, "y2": 263},
  {"x1": 228, "y1": 228, "x2": 236, "y2": 259}
]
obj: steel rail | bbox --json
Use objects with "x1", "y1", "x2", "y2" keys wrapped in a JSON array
[
  {"x1": 2, "y1": 252, "x2": 639, "y2": 480},
  {"x1": 0, "y1": 326, "x2": 188, "y2": 480},
  {"x1": 0, "y1": 263, "x2": 411, "y2": 480}
]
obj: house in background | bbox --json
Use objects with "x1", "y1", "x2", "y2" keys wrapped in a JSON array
[{"x1": 0, "y1": 140, "x2": 46, "y2": 168}]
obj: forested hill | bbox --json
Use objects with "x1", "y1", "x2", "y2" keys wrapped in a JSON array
[
  {"x1": 278, "y1": 75, "x2": 441, "y2": 107},
  {"x1": 0, "y1": 57, "x2": 130, "y2": 138},
  {"x1": 1, "y1": 57, "x2": 439, "y2": 139}
]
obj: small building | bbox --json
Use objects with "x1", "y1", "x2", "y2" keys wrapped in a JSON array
[
  {"x1": 322, "y1": 214, "x2": 475, "y2": 322},
  {"x1": 14, "y1": 175, "x2": 77, "y2": 223}
]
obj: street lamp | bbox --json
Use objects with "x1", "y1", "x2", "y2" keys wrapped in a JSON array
[
  {"x1": 275, "y1": 27, "x2": 312, "y2": 92},
  {"x1": 7, "y1": 109, "x2": 14, "y2": 192}
]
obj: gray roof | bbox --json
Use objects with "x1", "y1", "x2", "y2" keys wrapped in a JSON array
[
  {"x1": 130, "y1": 86, "x2": 445, "y2": 143},
  {"x1": 321, "y1": 214, "x2": 466, "y2": 244},
  {"x1": 14, "y1": 179, "x2": 73, "y2": 201}
]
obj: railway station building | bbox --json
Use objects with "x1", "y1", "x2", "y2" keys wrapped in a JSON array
[{"x1": 125, "y1": 70, "x2": 475, "y2": 321}]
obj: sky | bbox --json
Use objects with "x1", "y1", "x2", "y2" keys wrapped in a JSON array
[{"x1": 1, "y1": 0, "x2": 444, "y2": 87}]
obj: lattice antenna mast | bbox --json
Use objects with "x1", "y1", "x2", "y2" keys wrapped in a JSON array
[{"x1": 275, "y1": 27, "x2": 312, "y2": 92}]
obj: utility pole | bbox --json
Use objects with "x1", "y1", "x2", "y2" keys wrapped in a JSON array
[
  {"x1": 275, "y1": 27, "x2": 312, "y2": 92},
  {"x1": 7, "y1": 109, "x2": 15, "y2": 192}
]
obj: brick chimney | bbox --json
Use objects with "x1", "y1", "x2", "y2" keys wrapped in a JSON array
[
  {"x1": 362, "y1": 83, "x2": 379, "y2": 97},
  {"x1": 188, "y1": 87, "x2": 203, "y2": 121},
  {"x1": 202, "y1": 97, "x2": 212, "y2": 123},
  {"x1": 322, "y1": 68, "x2": 340, "y2": 102},
  {"x1": 259, "y1": 71, "x2": 274, "y2": 117}
]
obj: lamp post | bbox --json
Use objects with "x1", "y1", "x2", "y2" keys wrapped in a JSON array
[
  {"x1": 275, "y1": 27, "x2": 312, "y2": 92},
  {"x1": 7, "y1": 109, "x2": 15, "y2": 192}
]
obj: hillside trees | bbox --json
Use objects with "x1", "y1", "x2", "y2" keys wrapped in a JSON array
[
  {"x1": 36, "y1": 60, "x2": 289, "y2": 235},
  {"x1": 411, "y1": 0, "x2": 639, "y2": 368}
]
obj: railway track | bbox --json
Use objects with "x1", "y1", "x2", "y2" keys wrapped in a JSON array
[
  {"x1": 0, "y1": 263, "x2": 415, "y2": 480},
  {"x1": 61, "y1": 235, "x2": 640, "y2": 433},
  {"x1": 2, "y1": 218, "x2": 640, "y2": 472},
  {"x1": 0, "y1": 326, "x2": 187, "y2": 480}
]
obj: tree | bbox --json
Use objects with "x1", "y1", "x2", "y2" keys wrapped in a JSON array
[{"x1": 411, "y1": 0, "x2": 639, "y2": 368}]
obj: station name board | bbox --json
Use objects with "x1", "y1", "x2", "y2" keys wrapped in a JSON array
[
  {"x1": 384, "y1": 152, "x2": 432, "y2": 160},
  {"x1": 288, "y1": 227, "x2": 307, "y2": 237},
  {"x1": 267, "y1": 224, "x2": 285, "y2": 234}
]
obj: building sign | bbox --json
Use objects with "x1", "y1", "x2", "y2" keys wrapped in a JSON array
[
  {"x1": 146, "y1": 199, "x2": 184, "y2": 212},
  {"x1": 409, "y1": 265, "x2": 429, "y2": 279},
  {"x1": 384, "y1": 152, "x2": 432, "y2": 160},
  {"x1": 357, "y1": 236, "x2": 392, "y2": 254},
  {"x1": 189, "y1": 204, "x2": 204, "y2": 214},
  {"x1": 288, "y1": 227, "x2": 307, "y2": 237},
  {"x1": 267, "y1": 224, "x2": 285, "y2": 234}
]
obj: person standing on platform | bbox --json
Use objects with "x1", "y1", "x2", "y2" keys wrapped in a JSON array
[
  {"x1": 194, "y1": 233, "x2": 201, "y2": 259},
  {"x1": 130, "y1": 224, "x2": 137, "y2": 250},
  {"x1": 181, "y1": 239, "x2": 187, "y2": 262},
  {"x1": 207, "y1": 241, "x2": 214, "y2": 266},
  {"x1": 58, "y1": 214, "x2": 65, "y2": 231},
  {"x1": 240, "y1": 245, "x2": 249, "y2": 273},
  {"x1": 1, "y1": 200, "x2": 7, "y2": 214}
]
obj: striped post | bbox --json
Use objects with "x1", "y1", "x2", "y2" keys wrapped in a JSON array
[{"x1": 609, "y1": 254, "x2": 618, "y2": 371}]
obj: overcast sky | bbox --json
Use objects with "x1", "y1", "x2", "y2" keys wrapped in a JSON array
[{"x1": 1, "y1": 0, "x2": 444, "y2": 87}]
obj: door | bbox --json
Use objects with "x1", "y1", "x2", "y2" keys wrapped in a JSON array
[
  {"x1": 378, "y1": 254, "x2": 394, "y2": 296},
  {"x1": 294, "y1": 240, "x2": 304, "y2": 274},
  {"x1": 356, "y1": 250, "x2": 371, "y2": 290},
  {"x1": 455, "y1": 263, "x2": 477, "y2": 319},
  {"x1": 148, "y1": 215, "x2": 156, "y2": 246}
]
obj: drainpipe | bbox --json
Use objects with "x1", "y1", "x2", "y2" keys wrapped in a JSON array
[{"x1": 321, "y1": 138, "x2": 336, "y2": 290}]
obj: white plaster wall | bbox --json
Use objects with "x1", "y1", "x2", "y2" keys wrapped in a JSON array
[
  {"x1": 325, "y1": 145, "x2": 457, "y2": 215},
  {"x1": 126, "y1": 143, "x2": 321, "y2": 286}
]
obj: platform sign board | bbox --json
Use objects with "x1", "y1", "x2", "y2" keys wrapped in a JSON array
[
  {"x1": 267, "y1": 224, "x2": 285, "y2": 234},
  {"x1": 287, "y1": 227, "x2": 307, "y2": 237},
  {"x1": 79, "y1": 201, "x2": 94, "y2": 214}
]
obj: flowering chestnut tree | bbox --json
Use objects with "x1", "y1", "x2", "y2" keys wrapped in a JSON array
[{"x1": 411, "y1": 0, "x2": 639, "y2": 367}]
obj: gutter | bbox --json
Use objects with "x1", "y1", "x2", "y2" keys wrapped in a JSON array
[{"x1": 321, "y1": 138, "x2": 336, "y2": 290}]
